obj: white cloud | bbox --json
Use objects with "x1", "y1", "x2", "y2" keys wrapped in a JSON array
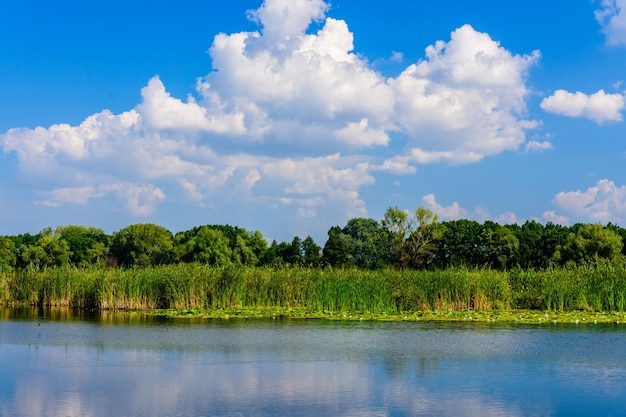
[
  {"x1": 524, "y1": 140, "x2": 554, "y2": 152},
  {"x1": 422, "y1": 194, "x2": 522, "y2": 225},
  {"x1": 110, "y1": 183, "x2": 166, "y2": 216},
  {"x1": 261, "y1": 154, "x2": 374, "y2": 195},
  {"x1": 540, "y1": 89, "x2": 625, "y2": 124},
  {"x1": 542, "y1": 210, "x2": 569, "y2": 225},
  {"x1": 372, "y1": 156, "x2": 416, "y2": 174},
  {"x1": 200, "y1": 12, "x2": 395, "y2": 147},
  {"x1": 37, "y1": 184, "x2": 166, "y2": 216},
  {"x1": 137, "y1": 77, "x2": 246, "y2": 134},
  {"x1": 39, "y1": 186, "x2": 99, "y2": 205},
  {"x1": 421, "y1": 194, "x2": 468, "y2": 220},
  {"x1": 596, "y1": 0, "x2": 626, "y2": 46},
  {"x1": 410, "y1": 148, "x2": 484, "y2": 164},
  {"x1": 390, "y1": 51, "x2": 404, "y2": 63},
  {"x1": 390, "y1": 24, "x2": 540, "y2": 163},
  {"x1": 495, "y1": 212, "x2": 518, "y2": 225},
  {"x1": 0, "y1": 0, "x2": 543, "y2": 237},
  {"x1": 246, "y1": 0, "x2": 329, "y2": 52},
  {"x1": 335, "y1": 118, "x2": 390, "y2": 147},
  {"x1": 552, "y1": 179, "x2": 626, "y2": 224}
]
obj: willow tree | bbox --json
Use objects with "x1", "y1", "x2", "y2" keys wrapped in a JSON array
[{"x1": 382, "y1": 206, "x2": 443, "y2": 269}]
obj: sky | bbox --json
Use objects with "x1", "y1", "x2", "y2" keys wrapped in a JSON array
[{"x1": 1, "y1": 0, "x2": 626, "y2": 244}]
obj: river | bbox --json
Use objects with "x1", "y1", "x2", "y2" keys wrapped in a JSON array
[{"x1": 1, "y1": 308, "x2": 625, "y2": 416}]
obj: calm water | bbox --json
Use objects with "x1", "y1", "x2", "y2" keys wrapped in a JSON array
[{"x1": 1, "y1": 309, "x2": 625, "y2": 417}]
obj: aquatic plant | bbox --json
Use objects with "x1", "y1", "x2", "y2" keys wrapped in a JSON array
[{"x1": 1, "y1": 261, "x2": 625, "y2": 313}]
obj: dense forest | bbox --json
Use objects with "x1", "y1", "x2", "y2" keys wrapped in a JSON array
[{"x1": 1, "y1": 206, "x2": 625, "y2": 272}]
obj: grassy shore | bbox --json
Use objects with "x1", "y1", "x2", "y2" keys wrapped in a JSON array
[{"x1": 2, "y1": 262, "x2": 626, "y2": 323}]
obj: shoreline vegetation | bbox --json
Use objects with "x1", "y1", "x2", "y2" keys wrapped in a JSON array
[
  {"x1": 2, "y1": 206, "x2": 626, "y2": 325},
  {"x1": 3, "y1": 262, "x2": 626, "y2": 324}
]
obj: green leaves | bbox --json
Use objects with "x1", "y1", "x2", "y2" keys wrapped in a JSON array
[
  {"x1": 555, "y1": 223, "x2": 624, "y2": 264},
  {"x1": 383, "y1": 206, "x2": 443, "y2": 269},
  {"x1": 110, "y1": 224, "x2": 174, "y2": 267}
]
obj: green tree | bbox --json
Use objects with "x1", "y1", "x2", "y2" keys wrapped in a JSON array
[
  {"x1": 480, "y1": 222, "x2": 519, "y2": 269},
  {"x1": 434, "y1": 219, "x2": 484, "y2": 268},
  {"x1": 284, "y1": 236, "x2": 303, "y2": 265},
  {"x1": 173, "y1": 226, "x2": 232, "y2": 266},
  {"x1": 554, "y1": 223, "x2": 623, "y2": 264},
  {"x1": 382, "y1": 206, "x2": 410, "y2": 269},
  {"x1": 262, "y1": 240, "x2": 291, "y2": 267},
  {"x1": 322, "y1": 226, "x2": 356, "y2": 267},
  {"x1": 606, "y1": 222, "x2": 626, "y2": 256},
  {"x1": 406, "y1": 206, "x2": 444, "y2": 268},
  {"x1": 0, "y1": 237, "x2": 16, "y2": 272},
  {"x1": 233, "y1": 234, "x2": 258, "y2": 265},
  {"x1": 8, "y1": 233, "x2": 40, "y2": 269},
  {"x1": 110, "y1": 224, "x2": 174, "y2": 267},
  {"x1": 513, "y1": 220, "x2": 544, "y2": 269},
  {"x1": 383, "y1": 206, "x2": 443, "y2": 269},
  {"x1": 301, "y1": 236, "x2": 322, "y2": 267},
  {"x1": 342, "y1": 217, "x2": 391, "y2": 269},
  {"x1": 55, "y1": 225, "x2": 109, "y2": 266},
  {"x1": 20, "y1": 234, "x2": 72, "y2": 270},
  {"x1": 207, "y1": 225, "x2": 267, "y2": 266}
]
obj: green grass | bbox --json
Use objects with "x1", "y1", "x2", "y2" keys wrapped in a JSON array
[{"x1": 2, "y1": 261, "x2": 626, "y2": 317}]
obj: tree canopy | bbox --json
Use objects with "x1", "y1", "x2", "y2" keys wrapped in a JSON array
[{"x1": 2, "y1": 206, "x2": 625, "y2": 271}]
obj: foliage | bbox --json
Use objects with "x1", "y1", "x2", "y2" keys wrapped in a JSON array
[
  {"x1": 301, "y1": 236, "x2": 322, "y2": 267},
  {"x1": 383, "y1": 206, "x2": 443, "y2": 269},
  {"x1": 433, "y1": 219, "x2": 484, "y2": 268},
  {"x1": 20, "y1": 233, "x2": 72, "y2": 270},
  {"x1": 205, "y1": 225, "x2": 267, "y2": 266},
  {"x1": 110, "y1": 224, "x2": 174, "y2": 267},
  {"x1": 554, "y1": 223, "x2": 623, "y2": 264},
  {"x1": 0, "y1": 237, "x2": 16, "y2": 272},
  {"x1": 0, "y1": 210, "x2": 625, "y2": 272},
  {"x1": 55, "y1": 225, "x2": 109, "y2": 266},
  {"x1": 480, "y1": 222, "x2": 519, "y2": 269},
  {"x1": 173, "y1": 226, "x2": 232, "y2": 266},
  {"x1": 322, "y1": 226, "x2": 356, "y2": 267}
]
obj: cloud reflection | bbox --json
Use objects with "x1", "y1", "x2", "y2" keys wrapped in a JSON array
[{"x1": 1, "y1": 319, "x2": 626, "y2": 416}]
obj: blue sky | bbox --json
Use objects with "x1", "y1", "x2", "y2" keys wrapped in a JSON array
[{"x1": 1, "y1": 0, "x2": 626, "y2": 244}]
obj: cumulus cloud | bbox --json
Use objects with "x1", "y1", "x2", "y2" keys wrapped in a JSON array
[
  {"x1": 137, "y1": 77, "x2": 246, "y2": 133},
  {"x1": 551, "y1": 179, "x2": 626, "y2": 224},
  {"x1": 0, "y1": 0, "x2": 542, "y2": 234},
  {"x1": 390, "y1": 24, "x2": 540, "y2": 164},
  {"x1": 200, "y1": 12, "x2": 395, "y2": 147},
  {"x1": 596, "y1": 0, "x2": 626, "y2": 46},
  {"x1": 421, "y1": 194, "x2": 468, "y2": 220},
  {"x1": 540, "y1": 89, "x2": 625, "y2": 124}
]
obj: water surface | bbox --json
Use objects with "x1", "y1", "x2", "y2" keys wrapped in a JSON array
[{"x1": 1, "y1": 308, "x2": 625, "y2": 416}]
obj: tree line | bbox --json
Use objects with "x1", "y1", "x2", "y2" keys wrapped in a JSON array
[{"x1": 1, "y1": 206, "x2": 625, "y2": 272}]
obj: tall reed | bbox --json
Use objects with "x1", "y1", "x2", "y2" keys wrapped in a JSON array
[{"x1": 1, "y1": 261, "x2": 625, "y2": 313}]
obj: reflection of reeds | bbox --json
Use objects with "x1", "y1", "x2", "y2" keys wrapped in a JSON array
[{"x1": 1, "y1": 262, "x2": 626, "y2": 312}]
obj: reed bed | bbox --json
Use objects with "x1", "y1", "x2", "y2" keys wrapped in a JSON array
[{"x1": 1, "y1": 261, "x2": 626, "y2": 313}]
